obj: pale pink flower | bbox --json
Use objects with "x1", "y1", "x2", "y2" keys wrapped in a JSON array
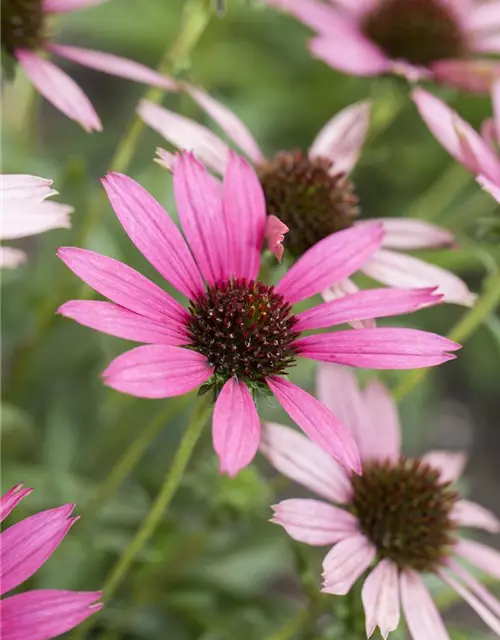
[
  {"x1": 262, "y1": 0, "x2": 500, "y2": 93},
  {"x1": 0, "y1": 483, "x2": 103, "y2": 640},
  {"x1": 138, "y1": 87, "x2": 476, "y2": 307},
  {"x1": 262, "y1": 364, "x2": 500, "y2": 640},
  {"x1": 1, "y1": 174, "x2": 72, "y2": 268},
  {"x1": 2, "y1": 0, "x2": 175, "y2": 131},
  {"x1": 57, "y1": 151, "x2": 458, "y2": 477}
]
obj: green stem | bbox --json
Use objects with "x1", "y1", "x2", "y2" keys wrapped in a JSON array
[{"x1": 72, "y1": 397, "x2": 211, "y2": 639}]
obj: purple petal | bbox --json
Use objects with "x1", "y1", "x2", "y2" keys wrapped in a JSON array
[
  {"x1": 362, "y1": 560, "x2": 400, "y2": 640},
  {"x1": 264, "y1": 215, "x2": 288, "y2": 263},
  {"x1": 322, "y1": 534, "x2": 376, "y2": 595},
  {"x1": 400, "y1": 570, "x2": 449, "y2": 640},
  {"x1": 0, "y1": 484, "x2": 33, "y2": 523},
  {"x1": 431, "y1": 59, "x2": 500, "y2": 94}
]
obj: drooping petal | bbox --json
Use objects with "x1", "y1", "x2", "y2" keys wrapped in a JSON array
[
  {"x1": 57, "y1": 248, "x2": 189, "y2": 325},
  {"x1": 474, "y1": 32, "x2": 500, "y2": 53},
  {"x1": 0, "y1": 247, "x2": 27, "y2": 269},
  {"x1": 138, "y1": 100, "x2": 229, "y2": 174},
  {"x1": 322, "y1": 534, "x2": 376, "y2": 595},
  {"x1": 361, "y1": 249, "x2": 476, "y2": 307},
  {"x1": 447, "y1": 559, "x2": 500, "y2": 618},
  {"x1": 455, "y1": 539, "x2": 500, "y2": 580},
  {"x1": 431, "y1": 59, "x2": 500, "y2": 95},
  {"x1": 420, "y1": 450, "x2": 467, "y2": 483},
  {"x1": 477, "y1": 174, "x2": 500, "y2": 202},
  {"x1": 102, "y1": 345, "x2": 213, "y2": 399},
  {"x1": 275, "y1": 223, "x2": 383, "y2": 305},
  {"x1": 43, "y1": 0, "x2": 109, "y2": 11},
  {"x1": 0, "y1": 590, "x2": 103, "y2": 640},
  {"x1": 0, "y1": 175, "x2": 55, "y2": 201},
  {"x1": 361, "y1": 560, "x2": 400, "y2": 640},
  {"x1": 15, "y1": 50, "x2": 102, "y2": 132},
  {"x1": 260, "y1": 422, "x2": 352, "y2": 503},
  {"x1": 295, "y1": 328, "x2": 460, "y2": 369},
  {"x1": 155, "y1": 148, "x2": 177, "y2": 172},
  {"x1": 266, "y1": 376, "x2": 361, "y2": 474},
  {"x1": 212, "y1": 378, "x2": 260, "y2": 477},
  {"x1": 493, "y1": 80, "x2": 500, "y2": 142},
  {"x1": 451, "y1": 500, "x2": 500, "y2": 533},
  {"x1": 400, "y1": 570, "x2": 450, "y2": 640},
  {"x1": 309, "y1": 32, "x2": 390, "y2": 76},
  {"x1": 101, "y1": 172, "x2": 204, "y2": 299},
  {"x1": 264, "y1": 0, "x2": 354, "y2": 34},
  {"x1": 0, "y1": 484, "x2": 33, "y2": 523},
  {"x1": 470, "y1": 0, "x2": 500, "y2": 31},
  {"x1": 0, "y1": 505, "x2": 76, "y2": 596},
  {"x1": 271, "y1": 499, "x2": 358, "y2": 545},
  {"x1": 309, "y1": 100, "x2": 371, "y2": 175},
  {"x1": 362, "y1": 378, "x2": 401, "y2": 462},
  {"x1": 264, "y1": 215, "x2": 288, "y2": 262},
  {"x1": 369, "y1": 218, "x2": 455, "y2": 250},
  {"x1": 58, "y1": 301, "x2": 189, "y2": 346},
  {"x1": 2, "y1": 201, "x2": 72, "y2": 240}
]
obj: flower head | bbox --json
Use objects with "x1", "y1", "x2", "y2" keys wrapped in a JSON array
[
  {"x1": 1, "y1": 174, "x2": 72, "y2": 268},
  {"x1": 263, "y1": 0, "x2": 500, "y2": 93},
  {"x1": 262, "y1": 364, "x2": 500, "y2": 639},
  {"x1": 0, "y1": 483, "x2": 103, "y2": 639},
  {"x1": 1, "y1": 0, "x2": 175, "y2": 130},
  {"x1": 58, "y1": 151, "x2": 459, "y2": 477},
  {"x1": 138, "y1": 86, "x2": 476, "y2": 307}
]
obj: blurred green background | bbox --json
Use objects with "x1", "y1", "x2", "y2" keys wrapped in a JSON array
[{"x1": 2, "y1": 0, "x2": 500, "y2": 638}]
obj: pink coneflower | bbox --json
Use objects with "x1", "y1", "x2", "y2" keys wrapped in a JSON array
[
  {"x1": 263, "y1": 0, "x2": 500, "y2": 93},
  {"x1": 262, "y1": 364, "x2": 500, "y2": 639},
  {"x1": 0, "y1": 483, "x2": 102, "y2": 639},
  {"x1": 1, "y1": 0, "x2": 175, "y2": 131},
  {"x1": 1, "y1": 174, "x2": 72, "y2": 268},
  {"x1": 138, "y1": 87, "x2": 476, "y2": 307},
  {"x1": 57, "y1": 151, "x2": 459, "y2": 477}
]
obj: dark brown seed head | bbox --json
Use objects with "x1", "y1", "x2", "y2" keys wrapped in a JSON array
[
  {"x1": 350, "y1": 457, "x2": 460, "y2": 572},
  {"x1": 257, "y1": 150, "x2": 359, "y2": 259},
  {"x1": 1, "y1": 0, "x2": 48, "y2": 57}
]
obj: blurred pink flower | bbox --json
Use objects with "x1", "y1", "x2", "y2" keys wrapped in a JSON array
[
  {"x1": 138, "y1": 87, "x2": 476, "y2": 307},
  {"x1": 1, "y1": 174, "x2": 72, "y2": 268},
  {"x1": 0, "y1": 483, "x2": 103, "y2": 640},
  {"x1": 262, "y1": 364, "x2": 500, "y2": 639},
  {"x1": 263, "y1": 0, "x2": 500, "y2": 93},
  {"x1": 57, "y1": 151, "x2": 458, "y2": 477},
  {"x1": 2, "y1": 0, "x2": 175, "y2": 131}
]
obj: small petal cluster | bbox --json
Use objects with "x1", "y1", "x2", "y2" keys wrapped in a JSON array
[
  {"x1": 138, "y1": 85, "x2": 475, "y2": 307},
  {"x1": 0, "y1": 483, "x2": 102, "y2": 640},
  {"x1": 1, "y1": 0, "x2": 175, "y2": 130},
  {"x1": 263, "y1": 0, "x2": 500, "y2": 93},
  {"x1": 58, "y1": 150, "x2": 459, "y2": 477},
  {"x1": 1, "y1": 174, "x2": 72, "y2": 268},
  {"x1": 262, "y1": 364, "x2": 500, "y2": 639}
]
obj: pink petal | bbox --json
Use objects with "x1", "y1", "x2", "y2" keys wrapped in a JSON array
[
  {"x1": 58, "y1": 300, "x2": 189, "y2": 346},
  {"x1": 477, "y1": 174, "x2": 500, "y2": 202},
  {"x1": 266, "y1": 376, "x2": 361, "y2": 474},
  {"x1": 260, "y1": 422, "x2": 352, "y2": 503},
  {"x1": 361, "y1": 249, "x2": 476, "y2": 307},
  {"x1": 0, "y1": 484, "x2": 33, "y2": 523},
  {"x1": 455, "y1": 539, "x2": 500, "y2": 580},
  {"x1": 57, "y1": 248, "x2": 189, "y2": 325},
  {"x1": 370, "y1": 218, "x2": 455, "y2": 250},
  {"x1": 0, "y1": 589, "x2": 102, "y2": 640},
  {"x1": 431, "y1": 59, "x2": 500, "y2": 94},
  {"x1": 493, "y1": 79, "x2": 500, "y2": 141},
  {"x1": 222, "y1": 151, "x2": 266, "y2": 280},
  {"x1": 480, "y1": 117, "x2": 498, "y2": 149},
  {"x1": 155, "y1": 148, "x2": 176, "y2": 172},
  {"x1": 362, "y1": 378, "x2": 401, "y2": 462},
  {"x1": 173, "y1": 152, "x2": 229, "y2": 285},
  {"x1": 264, "y1": 0, "x2": 353, "y2": 34},
  {"x1": 1, "y1": 174, "x2": 55, "y2": 201},
  {"x1": 295, "y1": 328, "x2": 460, "y2": 369},
  {"x1": 0, "y1": 505, "x2": 76, "y2": 596},
  {"x1": 15, "y1": 50, "x2": 101, "y2": 132},
  {"x1": 470, "y1": 1, "x2": 500, "y2": 31},
  {"x1": 451, "y1": 499, "x2": 500, "y2": 533},
  {"x1": 322, "y1": 534, "x2": 376, "y2": 595},
  {"x1": 275, "y1": 223, "x2": 383, "y2": 304},
  {"x1": 2, "y1": 201, "x2": 72, "y2": 240},
  {"x1": 49, "y1": 44, "x2": 176, "y2": 90},
  {"x1": 447, "y1": 559, "x2": 500, "y2": 618},
  {"x1": 309, "y1": 100, "x2": 371, "y2": 175},
  {"x1": 184, "y1": 84, "x2": 264, "y2": 163},
  {"x1": 322, "y1": 278, "x2": 375, "y2": 329},
  {"x1": 295, "y1": 287, "x2": 441, "y2": 331},
  {"x1": 309, "y1": 33, "x2": 390, "y2": 76},
  {"x1": 138, "y1": 100, "x2": 229, "y2": 175},
  {"x1": 43, "y1": 0, "x2": 109, "y2": 11},
  {"x1": 361, "y1": 560, "x2": 400, "y2": 639},
  {"x1": 102, "y1": 345, "x2": 213, "y2": 399},
  {"x1": 212, "y1": 378, "x2": 260, "y2": 477},
  {"x1": 265, "y1": 215, "x2": 288, "y2": 262},
  {"x1": 331, "y1": 0, "x2": 377, "y2": 17},
  {"x1": 474, "y1": 32, "x2": 500, "y2": 53},
  {"x1": 101, "y1": 172, "x2": 204, "y2": 299},
  {"x1": 271, "y1": 498, "x2": 358, "y2": 545},
  {"x1": 420, "y1": 450, "x2": 467, "y2": 483},
  {"x1": 0, "y1": 247, "x2": 27, "y2": 269},
  {"x1": 400, "y1": 570, "x2": 450, "y2": 640}
]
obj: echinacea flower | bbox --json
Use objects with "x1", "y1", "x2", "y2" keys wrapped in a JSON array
[
  {"x1": 1, "y1": 174, "x2": 72, "y2": 268},
  {"x1": 58, "y1": 151, "x2": 459, "y2": 477},
  {"x1": 1, "y1": 0, "x2": 175, "y2": 131},
  {"x1": 263, "y1": 0, "x2": 500, "y2": 93},
  {"x1": 0, "y1": 483, "x2": 103, "y2": 640},
  {"x1": 138, "y1": 87, "x2": 476, "y2": 307},
  {"x1": 262, "y1": 364, "x2": 500, "y2": 639}
]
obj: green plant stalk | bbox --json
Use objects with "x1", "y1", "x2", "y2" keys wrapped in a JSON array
[{"x1": 72, "y1": 397, "x2": 211, "y2": 640}]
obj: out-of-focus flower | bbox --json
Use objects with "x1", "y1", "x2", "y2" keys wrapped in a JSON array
[
  {"x1": 57, "y1": 151, "x2": 458, "y2": 477},
  {"x1": 1, "y1": 0, "x2": 175, "y2": 131},
  {"x1": 262, "y1": 0, "x2": 500, "y2": 93},
  {"x1": 1, "y1": 174, "x2": 72, "y2": 268},
  {"x1": 0, "y1": 483, "x2": 103, "y2": 640},
  {"x1": 262, "y1": 364, "x2": 500, "y2": 640},
  {"x1": 138, "y1": 88, "x2": 476, "y2": 307}
]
